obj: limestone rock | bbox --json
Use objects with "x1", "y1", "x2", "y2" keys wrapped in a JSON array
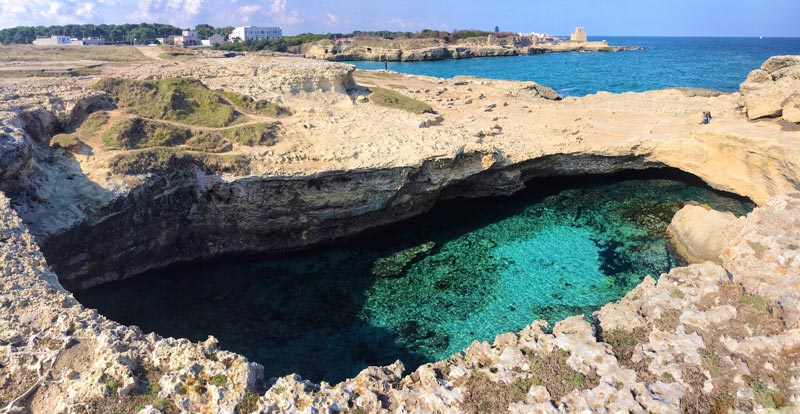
[
  {"x1": 740, "y1": 55, "x2": 800, "y2": 119},
  {"x1": 760, "y1": 55, "x2": 800, "y2": 74},
  {"x1": 783, "y1": 99, "x2": 800, "y2": 123},
  {"x1": 666, "y1": 204, "x2": 738, "y2": 265}
]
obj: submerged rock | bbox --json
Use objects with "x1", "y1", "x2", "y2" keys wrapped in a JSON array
[{"x1": 371, "y1": 241, "x2": 435, "y2": 277}]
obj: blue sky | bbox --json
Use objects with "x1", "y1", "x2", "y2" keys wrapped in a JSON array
[{"x1": 1, "y1": 0, "x2": 798, "y2": 37}]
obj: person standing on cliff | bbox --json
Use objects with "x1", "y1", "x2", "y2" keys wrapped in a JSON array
[{"x1": 384, "y1": 57, "x2": 388, "y2": 71}]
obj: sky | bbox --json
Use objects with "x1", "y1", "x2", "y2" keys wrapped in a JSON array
[{"x1": 0, "y1": 0, "x2": 798, "y2": 37}]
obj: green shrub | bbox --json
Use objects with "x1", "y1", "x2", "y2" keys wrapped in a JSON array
[
  {"x1": 184, "y1": 132, "x2": 232, "y2": 153},
  {"x1": 221, "y1": 123, "x2": 281, "y2": 146},
  {"x1": 102, "y1": 118, "x2": 191, "y2": 149},
  {"x1": 234, "y1": 388, "x2": 260, "y2": 414},
  {"x1": 220, "y1": 91, "x2": 288, "y2": 116},
  {"x1": 109, "y1": 148, "x2": 250, "y2": 176},
  {"x1": 94, "y1": 78, "x2": 238, "y2": 128},
  {"x1": 369, "y1": 87, "x2": 433, "y2": 114},
  {"x1": 209, "y1": 375, "x2": 227, "y2": 387}
]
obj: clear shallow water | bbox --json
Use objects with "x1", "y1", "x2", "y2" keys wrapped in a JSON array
[
  {"x1": 351, "y1": 37, "x2": 800, "y2": 96},
  {"x1": 75, "y1": 170, "x2": 753, "y2": 384}
]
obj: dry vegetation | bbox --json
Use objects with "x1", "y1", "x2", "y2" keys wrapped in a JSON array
[
  {"x1": 0, "y1": 45, "x2": 147, "y2": 62},
  {"x1": 369, "y1": 87, "x2": 434, "y2": 114},
  {"x1": 456, "y1": 348, "x2": 599, "y2": 414},
  {"x1": 94, "y1": 78, "x2": 240, "y2": 128}
]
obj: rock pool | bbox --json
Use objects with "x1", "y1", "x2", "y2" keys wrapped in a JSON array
[{"x1": 74, "y1": 170, "x2": 753, "y2": 383}]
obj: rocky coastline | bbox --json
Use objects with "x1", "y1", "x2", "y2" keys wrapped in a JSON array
[
  {"x1": 300, "y1": 35, "x2": 638, "y2": 62},
  {"x1": 1, "y1": 49, "x2": 800, "y2": 413}
]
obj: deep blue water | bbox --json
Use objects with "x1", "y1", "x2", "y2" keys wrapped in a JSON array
[
  {"x1": 350, "y1": 37, "x2": 800, "y2": 96},
  {"x1": 75, "y1": 171, "x2": 753, "y2": 384}
]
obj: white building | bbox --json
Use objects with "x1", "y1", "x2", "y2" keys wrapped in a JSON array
[
  {"x1": 229, "y1": 26, "x2": 282, "y2": 41},
  {"x1": 201, "y1": 34, "x2": 225, "y2": 47},
  {"x1": 70, "y1": 37, "x2": 104, "y2": 46},
  {"x1": 174, "y1": 29, "x2": 199, "y2": 47},
  {"x1": 33, "y1": 35, "x2": 71, "y2": 46}
]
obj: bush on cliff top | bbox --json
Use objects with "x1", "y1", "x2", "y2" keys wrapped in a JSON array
[
  {"x1": 101, "y1": 118, "x2": 192, "y2": 149},
  {"x1": 220, "y1": 122, "x2": 282, "y2": 146},
  {"x1": 109, "y1": 147, "x2": 250, "y2": 176},
  {"x1": 94, "y1": 78, "x2": 238, "y2": 128},
  {"x1": 369, "y1": 87, "x2": 433, "y2": 114},
  {"x1": 50, "y1": 111, "x2": 109, "y2": 151},
  {"x1": 219, "y1": 91, "x2": 288, "y2": 117}
]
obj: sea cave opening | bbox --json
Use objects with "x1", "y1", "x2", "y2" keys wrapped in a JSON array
[{"x1": 70, "y1": 168, "x2": 753, "y2": 384}]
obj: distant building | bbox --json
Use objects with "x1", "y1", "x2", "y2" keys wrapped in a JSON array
[
  {"x1": 570, "y1": 27, "x2": 587, "y2": 42},
  {"x1": 201, "y1": 34, "x2": 225, "y2": 47},
  {"x1": 174, "y1": 29, "x2": 199, "y2": 47},
  {"x1": 70, "y1": 37, "x2": 104, "y2": 46},
  {"x1": 229, "y1": 26, "x2": 282, "y2": 41},
  {"x1": 32, "y1": 35, "x2": 71, "y2": 46}
]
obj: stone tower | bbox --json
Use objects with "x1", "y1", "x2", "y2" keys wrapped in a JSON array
[{"x1": 570, "y1": 27, "x2": 587, "y2": 42}]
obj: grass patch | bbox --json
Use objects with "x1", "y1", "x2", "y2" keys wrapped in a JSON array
[
  {"x1": 94, "y1": 77, "x2": 239, "y2": 128},
  {"x1": 51, "y1": 111, "x2": 110, "y2": 151},
  {"x1": 752, "y1": 380, "x2": 787, "y2": 409},
  {"x1": 109, "y1": 147, "x2": 250, "y2": 175},
  {"x1": 458, "y1": 349, "x2": 598, "y2": 413},
  {"x1": 738, "y1": 296, "x2": 765, "y2": 310},
  {"x1": 234, "y1": 388, "x2": 260, "y2": 414},
  {"x1": 385, "y1": 83, "x2": 408, "y2": 90},
  {"x1": 102, "y1": 118, "x2": 191, "y2": 149},
  {"x1": 209, "y1": 375, "x2": 227, "y2": 387},
  {"x1": 369, "y1": 86, "x2": 433, "y2": 114},
  {"x1": 184, "y1": 132, "x2": 232, "y2": 153},
  {"x1": 158, "y1": 50, "x2": 196, "y2": 60},
  {"x1": 0, "y1": 45, "x2": 147, "y2": 62},
  {"x1": 219, "y1": 91, "x2": 288, "y2": 117},
  {"x1": 50, "y1": 134, "x2": 85, "y2": 151},
  {"x1": 220, "y1": 123, "x2": 281, "y2": 146},
  {"x1": 0, "y1": 67, "x2": 102, "y2": 78},
  {"x1": 602, "y1": 329, "x2": 637, "y2": 364}
]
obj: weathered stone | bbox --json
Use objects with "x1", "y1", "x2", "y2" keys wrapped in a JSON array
[{"x1": 666, "y1": 204, "x2": 737, "y2": 264}]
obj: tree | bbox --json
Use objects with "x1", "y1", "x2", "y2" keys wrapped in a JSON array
[
  {"x1": 495, "y1": 26, "x2": 499, "y2": 33},
  {"x1": 195, "y1": 23, "x2": 214, "y2": 40}
]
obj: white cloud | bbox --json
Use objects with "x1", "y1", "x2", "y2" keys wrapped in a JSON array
[
  {"x1": 268, "y1": 0, "x2": 300, "y2": 26},
  {"x1": 269, "y1": 0, "x2": 285, "y2": 15},
  {"x1": 75, "y1": 2, "x2": 98, "y2": 18},
  {"x1": 130, "y1": 0, "x2": 204, "y2": 26},
  {"x1": 40, "y1": 1, "x2": 62, "y2": 18},
  {"x1": 96, "y1": 0, "x2": 120, "y2": 5},
  {"x1": 235, "y1": 4, "x2": 260, "y2": 24},
  {"x1": 324, "y1": 12, "x2": 338, "y2": 25}
]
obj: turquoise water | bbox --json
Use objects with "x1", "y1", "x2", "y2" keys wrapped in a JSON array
[
  {"x1": 75, "y1": 171, "x2": 753, "y2": 383},
  {"x1": 351, "y1": 37, "x2": 800, "y2": 96}
]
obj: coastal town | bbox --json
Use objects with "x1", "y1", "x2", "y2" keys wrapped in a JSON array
[{"x1": 22, "y1": 25, "x2": 634, "y2": 62}]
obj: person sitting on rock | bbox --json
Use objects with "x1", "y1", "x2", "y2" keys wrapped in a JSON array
[{"x1": 700, "y1": 111, "x2": 712, "y2": 124}]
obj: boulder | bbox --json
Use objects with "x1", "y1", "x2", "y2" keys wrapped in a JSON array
[
  {"x1": 760, "y1": 55, "x2": 800, "y2": 74},
  {"x1": 782, "y1": 99, "x2": 800, "y2": 123},
  {"x1": 740, "y1": 55, "x2": 800, "y2": 120},
  {"x1": 666, "y1": 204, "x2": 738, "y2": 265}
]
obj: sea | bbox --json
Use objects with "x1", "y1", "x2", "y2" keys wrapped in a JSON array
[{"x1": 350, "y1": 36, "x2": 800, "y2": 96}]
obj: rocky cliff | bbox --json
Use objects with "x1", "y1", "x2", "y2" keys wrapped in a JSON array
[{"x1": 300, "y1": 36, "x2": 638, "y2": 62}]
